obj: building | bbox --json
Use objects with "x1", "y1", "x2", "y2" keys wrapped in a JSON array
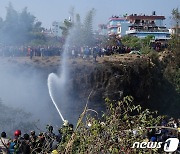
[
  {"x1": 98, "y1": 24, "x2": 108, "y2": 35},
  {"x1": 42, "y1": 28, "x2": 53, "y2": 37},
  {"x1": 126, "y1": 12, "x2": 171, "y2": 40},
  {"x1": 117, "y1": 22, "x2": 131, "y2": 37},
  {"x1": 169, "y1": 26, "x2": 180, "y2": 37},
  {"x1": 52, "y1": 21, "x2": 64, "y2": 37},
  {"x1": 107, "y1": 16, "x2": 130, "y2": 37}
]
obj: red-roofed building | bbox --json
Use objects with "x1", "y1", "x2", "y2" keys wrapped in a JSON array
[
  {"x1": 126, "y1": 12, "x2": 170, "y2": 40},
  {"x1": 107, "y1": 16, "x2": 130, "y2": 37}
]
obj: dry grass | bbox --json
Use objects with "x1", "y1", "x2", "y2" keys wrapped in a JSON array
[{"x1": 0, "y1": 54, "x2": 147, "y2": 68}]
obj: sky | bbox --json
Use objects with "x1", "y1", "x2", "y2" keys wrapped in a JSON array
[{"x1": 0, "y1": 0, "x2": 179, "y2": 29}]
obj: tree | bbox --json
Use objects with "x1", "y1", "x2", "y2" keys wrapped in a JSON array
[
  {"x1": 121, "y1": 35, "x2": 141, "y2": 50},
  {"x1": 169, "y1": 8, "x2": 180, "y2": 66},
  {"x1": 60, "y1": 19, "x2": 73, "y2": 38},
  {"x1": 142, "y1": 35, "x2": 154, "y2": 47},
  {"x1": 172, "y1": 8, "x2": 180, "y2": 36},
  {"x1": 1, "y1": 2, "x2": 19, "y2": 44},
  {"x1": 163, "y1": 8, "x2": 180, "y2": 94},
  {"x1": 75, "y1": 13, "x2": 81, "y2": 25},
  {"x1": 0, "y1": 3, "x2": 45, "y2": 45},
  {"x1": 82, "y1": 8, "x2": 95, "y2": 47},
  {"x1": 60, "y1": 8, "x2": 96, "y2": 47},
  {"x1": 18, "y1": 7, "x2": 36, "y2": 43}
]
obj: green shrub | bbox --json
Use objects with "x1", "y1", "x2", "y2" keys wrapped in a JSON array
[
  {"x1": 141, "y1": 46, "x2": 154, "y2": 54},
  {"x1": 58, "y1": 96, "x2": 163, "y2": 153}
]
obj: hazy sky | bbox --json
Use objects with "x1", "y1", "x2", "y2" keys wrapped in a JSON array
[{"x1": 0, "y1": 0, "x2": 179, "y2": 29}]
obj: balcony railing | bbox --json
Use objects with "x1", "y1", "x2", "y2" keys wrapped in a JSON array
[{"x1": 126, "y1": 29, "x2": 169, "y2": 34}]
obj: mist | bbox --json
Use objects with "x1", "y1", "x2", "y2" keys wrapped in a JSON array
[
  {"x1": 0, "y1": 60, "x2": 63, "y2": 130},
  {"x1": 0, "y1": 5, "x2": 99, "y2": 134}
]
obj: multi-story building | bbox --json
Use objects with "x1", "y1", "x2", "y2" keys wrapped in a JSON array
[
  {"x1": 126, "y1": 12, "x2": 171, "y2": 40},
  {"x1": 107, "y1": 16, "x2": 130, "y2": 37},
  {"x1": 52, "y1": 21, "x2": 64, "y2": 37}
]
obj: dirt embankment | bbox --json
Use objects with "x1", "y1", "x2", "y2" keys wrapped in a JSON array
[{"x1": 1, "y1": 54, "x2": 179, "y2": 117}]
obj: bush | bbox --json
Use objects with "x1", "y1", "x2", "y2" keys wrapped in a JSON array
[
  {"x1": 141, "y1": 46, "x2": 154, "y2": 54},
  {"x1": 58, "y1": 96, "x2": 163, "y2": 153},
  {"x1": 148, "y1": 51, "x2": 159, "y2": 65}
]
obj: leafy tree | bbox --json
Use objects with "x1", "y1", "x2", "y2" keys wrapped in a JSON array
[
  {"x1": 0, "y1": 3, "x2": 45, "y2": 45},
  {"x1": 60, "y1": 9, "x2": 96, "y2": 47},
  {"x1": 1, "y1": 2, "x2": 19, "y2": 44},
  {"x1": 60, "y1": 19, "x2": 73, "y2": 38},
  {"x1": 75, "y1": 13, "x2": 81, "y2": 25},
  {"x1": 103, "y1": 36, "x2": 121, "y2": 47},
  {"x1": 172, "y1": 8, "x2": 180, "y2": 36},
  {"x1": 142, "y1": 35, "x2": 155, "y2": 47},
  {"x1": 121, "y1": 35, "x2": 141, "y2": 50},
  {"x1": 162, "y1": 8, "x2": 180, "y2": 94},
  {"x1": 170, "y1": 8, "x2": 180, "y2": 66},
  {"x1": 82, "y1": 9, "x2": 95, "y2": 47}
]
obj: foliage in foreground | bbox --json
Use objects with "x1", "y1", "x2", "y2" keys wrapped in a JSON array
[{"x1": 58, "y1": 96, "x2": 163, "y2": 153}]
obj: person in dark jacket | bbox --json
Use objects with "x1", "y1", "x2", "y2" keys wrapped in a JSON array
[{"x1": 20, "y1": 134, "x2": 30, "y2": 154}]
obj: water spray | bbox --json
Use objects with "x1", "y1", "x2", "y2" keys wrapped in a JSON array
[
  {"x1": 47, "y1": 27, "x2": 77, "y2": 124},
  {"x1": 47, "y1": 73, "x2": 65, "y2": 122}
]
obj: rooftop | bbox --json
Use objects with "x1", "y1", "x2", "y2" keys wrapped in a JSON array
[
  {"x1": 109, "y1": 16, "x2": 127, "y2": 21},
  {"x1": 127, "y1": 14, "x2": 165, "y2": 20}
]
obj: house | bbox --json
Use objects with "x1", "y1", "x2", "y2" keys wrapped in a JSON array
[
  {"x1": 107, "y1": 16, "x2": 130, "y2": 37},
  {"x1": 52, "y1": 21, "x2": 64, "y2": 37},
  {"x1": 126, "y1": 12, "x2": 171, "y2": 40}
]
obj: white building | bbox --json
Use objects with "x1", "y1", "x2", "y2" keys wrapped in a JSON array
[
  {"x1": 52, "y1": 21, "x2": 64, "y2": 37},
  {"x1": 125, "y1": 13, "x2": 171, "y2": 40},
  {"x1": 107, "y1": 16, "x2": 130, "y2": 37}
]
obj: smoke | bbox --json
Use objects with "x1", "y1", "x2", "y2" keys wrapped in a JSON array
[
  {"x1": 0, "y1": 60, "x2": 62, "y2": 132},
  {"x1": 0, "y1": 9, "x2": 98, "y2": 134}
]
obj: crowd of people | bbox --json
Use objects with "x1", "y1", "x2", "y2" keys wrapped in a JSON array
[
  {"x1": 0, "y1": 46, "x2": 63, "y2": 58},
  {"x1": 140, "y1": 118, "x2": 180, "y2": 152},
  {"x1": 0, "y1": 44, "x2": 133, "y2": 62},
  {"x1": 0, "y1": 120, "x2": 73, "y2": 154},
  {"x1": 0, "y1": 39, "x2": 168, "y2": 63},
  {"x1": 0, "y1": 118, "x2": 180, "y2": 153}
]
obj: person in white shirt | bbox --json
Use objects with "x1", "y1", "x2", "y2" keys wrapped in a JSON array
[{"x1": 0, "y1": 132, "x2": 10, "y2": 154}]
